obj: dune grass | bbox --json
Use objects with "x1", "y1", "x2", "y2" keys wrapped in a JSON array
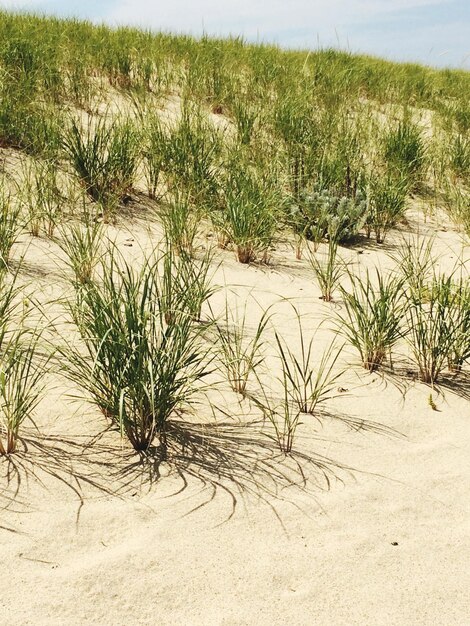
[
  {"x1": 62, "y1": 248, "x2": 210, "y2": 452},
  {"x1": 337, "y1": 270, "x2": 405, "y2": 371},
  {"x1": 0, "y1": 9, "x2": 468, "y2": 468}
]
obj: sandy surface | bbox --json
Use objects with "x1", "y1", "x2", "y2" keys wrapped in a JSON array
[{"x1": 1, "y1": 200, "x2": 470, "y2": 626}]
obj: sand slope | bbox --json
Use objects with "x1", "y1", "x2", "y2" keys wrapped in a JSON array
[{"x1": 1, "y1": 206, "x2": 470, "y2": 626}]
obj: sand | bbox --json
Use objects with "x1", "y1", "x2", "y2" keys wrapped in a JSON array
[{"x1": 1, "y1": 193, "x2": 470, "y2": 626}]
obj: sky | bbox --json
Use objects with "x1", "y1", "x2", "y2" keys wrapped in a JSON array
[{"x1": 1, "y1": 0, "x2": 469, "y2": 70}]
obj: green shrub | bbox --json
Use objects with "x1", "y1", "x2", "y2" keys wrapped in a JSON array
[{"x1": 289, "y1": 189, "x2": 368, "y2": 247}]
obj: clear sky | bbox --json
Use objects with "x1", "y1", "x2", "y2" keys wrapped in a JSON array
[{"x1": 2, "y1": 0, "x2": 469, "y2": 70}]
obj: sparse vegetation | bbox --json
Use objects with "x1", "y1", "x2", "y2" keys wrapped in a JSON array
[
  {"x1": 214, "y1": 300, "x2": 270, "y2": 396},
  {"x1": 0, "y1": 10, "x2": 468, "y2": 486}
]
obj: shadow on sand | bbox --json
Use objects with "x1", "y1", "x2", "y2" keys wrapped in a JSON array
[{"x1": 0, "y1": 404, "x2": 406, "y2": 532}]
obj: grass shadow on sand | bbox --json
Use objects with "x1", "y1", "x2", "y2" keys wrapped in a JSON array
[
  {"x1": 378, "y1": 361, "x2": 470, "y2": 403},
  {"x1": 0, "y1": 414, "x2": 373, "y2": 528},
  {"x1": 431, "y1": 371, "x2": 470, "y2": 402},
  {"x1": 113, "y1": 416, "x2": 358, "y2": 524},
  {"x1": 0, "y1": 428, "x2": 122, "y2": 519}
]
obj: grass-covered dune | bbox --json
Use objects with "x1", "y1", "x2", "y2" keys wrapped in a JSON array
[{"x1": 0, "y1": 11, "x2": 470, "y2": 625}]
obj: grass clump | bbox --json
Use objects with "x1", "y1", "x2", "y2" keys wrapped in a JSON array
[
  {"x1": 158, "y1": 104, "x2": 221, "y2": 210},
  {"x1": 337, "y1": 270, "x2": 405, "y2": 371},
  {"x1": 215, "y1": 164, "x2": 279, "y2": 264},
  {"x1": 161, "y1": 190, "x2": 200, "y2": 257},
  {"x1": 404, "y1": 272, "x2": 467, "y2": 383},
  {"x1": 253, "y1": 311, "x2": 342, "y2": 454},
  {"x1": 213, "y1": 301, "x2": 270, "y2": 396},
  {"x1": 19, "y1": 158, "x2": 64, "y2": 238},
  {"x1": 0, "y1": 331, "x2": 46, "y2": 455},
  {"x1": 0, "y1": 186, "x2": 20, "y2": 271},
  {"x1": 383, "y1": 119, "x2": 426, "y2": 189},
  {"x1": 309, "y1": 239, "x2": 345, "y2": 302},
  {"x1": 256, "y1": 376, "x2": 302, "y2": 455},
  {"x1": 0, "y1": 271, "x2": 46, "y2": 456},
  {"x1": 62, "y1": 250, "x2": 209, "y2": 452},
  {"x1": 62, "y1": 115, "x2": 140, "y2": 220},
  {"x1": 366, "y1": 173, "x2": 408, "y2": 244},
  {"x1": 56, "y1": 215, "x2": 104, "y2": 286},
  {"x1": 275, "y1": 309, "x2": 342, "y2": 413},
  {"x1": 160, "y1": 245, "x2": 216, "y2": 326}
]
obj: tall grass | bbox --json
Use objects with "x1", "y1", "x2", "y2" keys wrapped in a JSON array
[
  {"x1": 213, "y1": 301, "x2": 270, "y2": 396},
  {"x1": 0, "y1": 185, "x2": 20, "y2": 271},
  {"x1": 62, "y1": 114, "x2": 140, "y2": 220},
  {"x1": 62, "y1": 250, "x2": 209, "y2": 451},
  {"x1": 337, "y1": 270, "x2": 405, "y2": 371}
]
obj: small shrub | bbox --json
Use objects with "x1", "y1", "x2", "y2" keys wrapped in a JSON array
[{"x1": 289, "y1": 189, "x2": 368, "y2": 248}]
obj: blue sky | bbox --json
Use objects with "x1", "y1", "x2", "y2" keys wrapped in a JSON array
[{"x1": 2, "y1": 0, "x2": 469, "y2": 69}]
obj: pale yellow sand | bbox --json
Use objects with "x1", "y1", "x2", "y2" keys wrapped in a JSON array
[{"x1": 1, "y1": 196, "x2": 469, "y2": 626}]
